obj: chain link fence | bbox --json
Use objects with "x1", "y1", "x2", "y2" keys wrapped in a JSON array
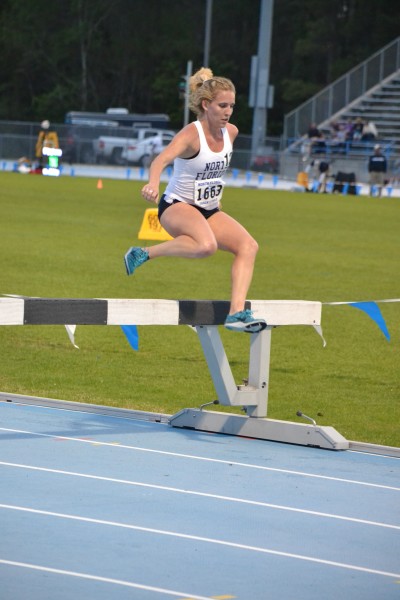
[
  {"x1": 0, "y1": 119, "x2": 283, "y2": 174},
  {"x1": 1, "y1": 119, "x2": 399, "y2": 185}
]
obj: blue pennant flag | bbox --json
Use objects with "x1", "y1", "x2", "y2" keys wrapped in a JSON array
[
  {"x1": 349, "y1": 302, "x2": 390, "y2": 341},
  {"x1": 121, "y1": 325, "x2": 139, "y2": 351}
]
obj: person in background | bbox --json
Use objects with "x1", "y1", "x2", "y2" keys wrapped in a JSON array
[
  {"x1": 361, "y1": 120, "x2": 378, "y2": 142},
  {"x1": 145, "y1": 134, "x2": 165, "y2": 168},
  {"x1": 329, "y1": 120, "x2": 346, "y2": 153},
  {"x1": 352, "y1": 117, "x2": 364, "y2": 141},
  {"x1": 306, "y1": 159, "x2": 330, "y2": 193},
  {"x1": 317, "y1": 159, "x2": 330, "y2": 193},
  {"x1": 123, "y1": 67, "x2": 267, "y2": 334},
  {"x1": 17, "y1": 156, "x2": 32, "y2": 174},
  {"x1": 307, "y1": 122, "x2": 326, "y2": 154},
  {"x1": 368, "y1": 144, "x2": 387, "y2": 197},
  {"x1": 35, "y1": 120, "x2": 60, "y2": 169},
  {"x1": 344, "y1": 118, "x2": 355, "y2": 140}
]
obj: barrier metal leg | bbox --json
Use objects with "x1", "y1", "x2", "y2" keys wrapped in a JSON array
[
  {"x1": 169, "y1": 325, "x2": 349, "y2": 450},
  {"x1": 192, "y1": 325, "x2": 271, "y2": 415}
]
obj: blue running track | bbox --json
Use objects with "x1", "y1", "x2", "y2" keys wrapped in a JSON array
[{"x1": 1, "y1": 398, "x2": 399, "y2": 600}]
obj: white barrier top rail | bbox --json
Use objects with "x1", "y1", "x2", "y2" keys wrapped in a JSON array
[{"x1": 0, "y1": 298, "x2": 321, "y2": 327}]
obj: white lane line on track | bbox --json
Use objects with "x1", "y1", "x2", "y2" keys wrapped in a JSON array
[
  {"x1": 1, "y1": 506, "x2": 399, "y2": 580},
  {"x1": 0, "y1": 558, "x2": 213, "y2": 599},
  {"x1": 0, "y1": 427, "x2": 399, "y2": 492},
  {"x1": 0, "y1": 462, "x2": 399, "y2": 530}
]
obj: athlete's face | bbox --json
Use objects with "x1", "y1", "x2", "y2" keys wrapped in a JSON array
[{"x1": 203, "y1": 90, "x2": 235, "y2": 127}]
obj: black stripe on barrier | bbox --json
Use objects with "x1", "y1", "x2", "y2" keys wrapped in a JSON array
[
  {"x1": 23, "y1": 298, "x2": 108, "y2": 325},
  {"x1": 178, "y1": 300, "x2": 251, "y2": 325}
]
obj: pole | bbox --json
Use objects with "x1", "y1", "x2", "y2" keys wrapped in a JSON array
[
  {"x1": 183, "y1": 60, "x2": 193, "y2": 127},
  {"x1": 203, "y1": 0, "x2": 213, "y2": 67},
  {"x1": 251, "y1": 0, "x2": 274, "y2": 157}
]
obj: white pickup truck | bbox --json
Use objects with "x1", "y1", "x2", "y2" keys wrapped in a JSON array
[{"x1": 94, "y1": 128, "x2": 175, "y2": 165}]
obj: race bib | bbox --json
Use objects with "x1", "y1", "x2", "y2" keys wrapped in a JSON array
[{"x1": 194, "y1": 178, "x2": 224, "y2": 210}]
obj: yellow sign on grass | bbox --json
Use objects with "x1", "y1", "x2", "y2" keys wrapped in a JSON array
[{"x1": 138, "y1": 208, "x2": 172, "y2": 241}]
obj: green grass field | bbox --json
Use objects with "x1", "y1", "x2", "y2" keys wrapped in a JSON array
[{"x1": 0, "y1": 171, "x2": 399, "y2": 446}]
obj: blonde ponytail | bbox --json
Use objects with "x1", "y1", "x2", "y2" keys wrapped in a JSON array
[
  {"x1": 188, "y1": 67, "x2": 235, "y2": 117},
  {"x1": 189, "y1": 67, "x2": 214, "y2": 93}
]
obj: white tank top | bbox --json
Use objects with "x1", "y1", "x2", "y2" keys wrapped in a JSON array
[{"x1": 164, "y1": 120, "x2": 233, "y2": 210}]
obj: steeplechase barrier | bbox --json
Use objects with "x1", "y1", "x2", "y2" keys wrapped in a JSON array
[{"x1": 0, "y1": 297, "x2": 348, "y2": 450}]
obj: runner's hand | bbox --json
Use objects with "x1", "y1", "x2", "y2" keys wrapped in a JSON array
[{"x1": 141, "y1": 185, "x2": 159, "y2": 204}]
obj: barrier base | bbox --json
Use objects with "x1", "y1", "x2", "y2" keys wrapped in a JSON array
[{"x1": 169, "y1": 409, "x2": 349, "y2": 450}]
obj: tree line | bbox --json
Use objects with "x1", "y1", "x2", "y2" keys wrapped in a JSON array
[{"x1": 0, "y1": 0, "x2": 398, "y2": 134}]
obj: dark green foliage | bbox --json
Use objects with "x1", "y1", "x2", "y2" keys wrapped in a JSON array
[{"x1": 0, "y1": 0, "x2": 399, "y2": 132}]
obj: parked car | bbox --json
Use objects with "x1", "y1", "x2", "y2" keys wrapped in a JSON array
[
  {"x1": 121, "y1": 131, "x2": 175, "y2": 166},
  {"x1": 94, "y1": 129, "x2": 175, "y2": 166},
  {"x1": 62, "y1": 109, "x2": 171, "y2": 165},
  {"x1": 61, "y1": 125, "x2": 106, "y2": 164},
  {"x1": 250, "y1": 153, "x2": 280, "y2": 173}
]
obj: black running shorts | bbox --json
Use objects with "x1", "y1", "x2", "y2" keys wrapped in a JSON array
[{"x1": 158, "y1": 194, "x2": 220, "y2": 221}]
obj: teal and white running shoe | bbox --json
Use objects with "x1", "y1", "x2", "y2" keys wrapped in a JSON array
[
  {"x1": 124, "y1": 247, "x2": 149, "y2": 276},
  {"x1": 224, "y1": 309, "x2": 267, "y2": 333}
]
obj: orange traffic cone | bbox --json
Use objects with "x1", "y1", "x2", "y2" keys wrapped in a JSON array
[{"x1": 97, "y1": 179, "x2": 103, "y2": 189}]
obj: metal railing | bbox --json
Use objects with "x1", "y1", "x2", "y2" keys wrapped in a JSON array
[{"x1": 284, "y1": 37, "x2": 400, "y2": 139}]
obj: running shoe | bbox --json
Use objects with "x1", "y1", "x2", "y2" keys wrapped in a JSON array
[
  {"x1": 124, "y1": 247, "x2": 149, "y2": 275},
  {"x1": 224, "y1": 309, "x2": 267, "y2": 333}
]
